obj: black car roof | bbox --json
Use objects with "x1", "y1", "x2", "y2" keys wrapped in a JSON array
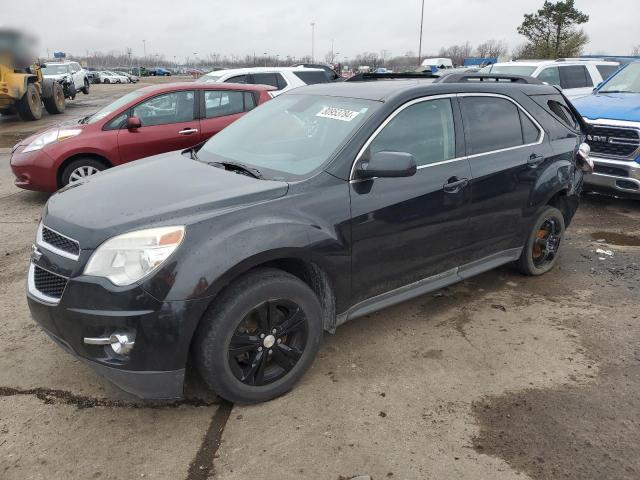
[{"x1": 290, "y1": 80, "x2": 560, "y2": 102}]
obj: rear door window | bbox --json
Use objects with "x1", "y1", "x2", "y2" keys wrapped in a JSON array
[
  {"x1": 204, "y1": 90, "x2": 245, "y2": 118},
  {"x1": 293, "y1": 71, "x2": 330, "y2": 85},
  {"x1": 251, "y1": 73, "x2": 287, "y2": 90},
  {"x1": 559, "y1": 65, "x2": 592, "y2": 89},
  {"x1": 461, "y1": 97, "x2": 524, "y2": 154}
]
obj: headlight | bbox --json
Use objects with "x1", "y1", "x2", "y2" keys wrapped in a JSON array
[
  {"x1": 84, "y1": 226, "x2": 185, "y2": 286},
  {"x1": 23, "y1": 129, "x2": 82, "y2": 153}
]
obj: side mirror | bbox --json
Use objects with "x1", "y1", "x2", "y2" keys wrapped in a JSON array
[
  {"x1": 127, "y1": 116, "x2": 142, "y2": 130},
  {"x1": 357, "y1": 151, "x2": 417, "y2": 179},
  {"x1": 577, "y1": 142, "x2": 594, "y2": 173}
]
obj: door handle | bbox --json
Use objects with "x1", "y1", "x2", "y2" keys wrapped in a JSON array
[
  {"x1": 528, "y1": 153, "x2": 544, "y2": 168},
  {"x1": 443, "y1": 177, "x2": 469, "y2": 193},
  {"x1": 178, "y1": 128, "x2": 199, "y2": 135}
]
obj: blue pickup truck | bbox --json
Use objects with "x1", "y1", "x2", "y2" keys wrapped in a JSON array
[{"x1": 572, "y1": 62, "x2": 640, "y2": 198}]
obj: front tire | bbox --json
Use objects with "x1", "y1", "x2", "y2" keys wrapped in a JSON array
[
  {"x1": 517, "y1": 206, "x2": 565, "y2": 276},
  {"x1": 60, "y1": 158, "x2": 106, "y2": 187},
  {"x1": 81, "y1": 78, "x2": 90, "y2": 94},
  {"x1": 195, "y1": 268, "x2": 323, "y2": 404}
]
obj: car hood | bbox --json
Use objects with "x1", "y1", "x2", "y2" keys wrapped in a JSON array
[
  {"x1": 43, "y1": 152, "x2": 290, "y2": 249},
  {"x1": 13, "y1": 119, "x2": 88, "y2": 148},
  {"x1": 572, "y1": 93, "x2": 640, "y2": 123}
]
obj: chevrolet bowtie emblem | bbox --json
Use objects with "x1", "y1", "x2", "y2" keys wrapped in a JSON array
[{"x1": 31, "y1": 245, "x2": 42, "y2": 262}]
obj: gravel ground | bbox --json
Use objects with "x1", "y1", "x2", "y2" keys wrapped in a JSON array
[{"x1": 0, "y1": 78, "x2": 638, "y2": 479}]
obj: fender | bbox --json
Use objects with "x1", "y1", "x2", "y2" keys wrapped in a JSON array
[{"x1": 529, "y1": 155, "x2": 575, "y2": 208}]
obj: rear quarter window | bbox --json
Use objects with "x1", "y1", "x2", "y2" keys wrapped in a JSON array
[{"x1": 530, "y1": 94, "x2": 580, "y2": 131}]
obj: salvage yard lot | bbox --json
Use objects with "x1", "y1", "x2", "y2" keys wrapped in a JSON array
[{"x1": 1, "y1": 78, "x2": 639, "y2": 480}]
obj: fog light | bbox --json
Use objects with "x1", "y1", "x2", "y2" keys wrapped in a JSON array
[{"x1": 84, "y1": 331, "x2": 135, "y2": 355}]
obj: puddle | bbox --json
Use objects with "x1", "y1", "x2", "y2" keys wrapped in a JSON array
[{"x1": 590, "y1": 231, "x2": 640, "y2": 247}]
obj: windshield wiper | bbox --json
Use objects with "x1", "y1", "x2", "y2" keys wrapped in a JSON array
[
  {"x1": 78, "y1": 114, "x2": 92, "y2": 124},
  {"x1": 600, "y1": 90, "x2": 633, "y2": 94},
  {"x1": 207, "y1": 161, "x2": 263, "y2": 179}
]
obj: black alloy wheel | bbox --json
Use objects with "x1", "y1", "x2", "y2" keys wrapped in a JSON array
[
  {"x1": 228, "y1": 299, "x2": 308, "y2": 386},
  {"x1": 532, "y1": 218, "x2": 562, "y2": 268},
  {"x1": 518, "y1": 206, "x2": 565, "y2": 276},
  {"x1": 195, "y1": 268, "x2": 322, "y2": 404}
]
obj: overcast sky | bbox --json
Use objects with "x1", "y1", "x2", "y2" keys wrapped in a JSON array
[{"x1": 4, "y1": 0, "x2": 638, "y2": 62}]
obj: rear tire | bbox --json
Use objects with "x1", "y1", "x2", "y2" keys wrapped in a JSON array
[
  {"x1": 16, "y1": 83, "x2": 42, "y2": 121},
  {"x1": 81, "y1": 78, "x2": 90, "y2": 94},
  {"x1": 195, "y1": 268, "x2": 323, "y2": 404},
  {"x1": 60, "y1": 158, "x2": 107, "y2": 187},
  {"x1": 517, "y1": 206, "x2": 565, "y2": 276},
  {"x1": 43, "y1": 83, "x2": 65, "y2": 114}
]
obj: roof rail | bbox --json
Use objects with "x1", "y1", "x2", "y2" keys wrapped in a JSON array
[
  {"x1": 346, "y1": 72, "x2": 439, "y2": 82},
  {"x1": 435, "y1": 73, "x2": 544, "y2": 84}
]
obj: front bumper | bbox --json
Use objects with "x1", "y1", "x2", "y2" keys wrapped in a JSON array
[
  {"x1": 584, "y1": 156, "x2": 640, "y2": 197},
  {"x1": 10, "y1": 145, "x2": 59, "y2": 192},
  {"x1": 27, "y1": 247, "x2": 210, "y2": 399}
]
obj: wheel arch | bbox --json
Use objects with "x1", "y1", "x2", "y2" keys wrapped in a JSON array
[{"x1": 57, "y1": 153, "x2": 112, "y2": 188}]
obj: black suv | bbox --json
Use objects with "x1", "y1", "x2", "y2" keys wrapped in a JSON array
[{"x1": 27, "y1": 75, "x2": 592, "y2": 403}]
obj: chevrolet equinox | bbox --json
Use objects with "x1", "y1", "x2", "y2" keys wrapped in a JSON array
[{"x1": 27, "y1": 75, "x2": 593, "y2": 403}]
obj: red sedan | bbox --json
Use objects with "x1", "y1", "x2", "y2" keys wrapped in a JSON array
[{"x1": 10, "y1": 82, "x2": 273, "y2": 192}]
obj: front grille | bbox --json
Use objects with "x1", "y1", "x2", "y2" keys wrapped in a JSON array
[
  {"x1": 33, "y1": 265, "x2": 68, "y2": 299},
  {"x1": 42, "y1": 226, "x2": 80, "y2": 257},
  {"x1": 593, "y1": 165, "x2": 629, "y2": 177},
  {"x1": 587, "y1": 126, "x2": 640, "y2": 158}
]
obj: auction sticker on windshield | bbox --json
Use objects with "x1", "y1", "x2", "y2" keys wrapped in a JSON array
[{"x1": 316, "y1": 106, "x2": 362, "y2": 122}]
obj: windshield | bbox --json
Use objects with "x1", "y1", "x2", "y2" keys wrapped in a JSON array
[
  {"x1": 196, "y1": 74, "x2": 223, "y2": 83},
  {"x1": 480, "y1": 65, "x2": 537, "y2": 76},
  {"x1": 86, "y1": 90, "x2": 146, "y2": 124},
  {"x1": 42, "y1": 64, "x2": 68, "y2": 75},
  {"x1": 199, "y1": 94, "x2": 379, "y2": 178},
  {"x1": 600, "y1": 63, "x2": 640, "y2": 93}
]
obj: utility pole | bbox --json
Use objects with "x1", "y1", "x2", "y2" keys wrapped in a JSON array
[
  {"x1": 310, "y1": 22, "x2": 316, "y2": 62},
  {"x1": 418, "y1": 0, "x2": 425, "y2": 66}
]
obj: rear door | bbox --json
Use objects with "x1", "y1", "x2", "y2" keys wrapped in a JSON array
[
  {"x1": 460, "y1": 94, "x2": 546, "y2": 261},
  {"x1": 350, "y1": 96, "x2": 473, "y2": 304},
  {"x1": 117, "y1": 90, "x2": 200, "y2": 163},
  {"x1": 199, "y1": 89, "x2": 258, "y2": 140}
]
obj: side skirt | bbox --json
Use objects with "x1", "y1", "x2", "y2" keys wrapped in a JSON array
[{"x1": 336, "y1": 247, "x2": 522, "y2": 327}]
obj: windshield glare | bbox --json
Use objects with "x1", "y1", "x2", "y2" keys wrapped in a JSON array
[
  {"x1": 482, "y1": 65, "x2": 537, "y2": 76},
  {"x1": 199, "y1": 94, "x2": 378, "y2": 178},
  {"x1": 42, "y1": 65, "x2": 68, "y2": 75},
  {"x1": 86, "y1": 90, "x2": 146, "y2": 124},
  {"x1": 600, "y1": 63, "x2": 640, "y2": 93}
]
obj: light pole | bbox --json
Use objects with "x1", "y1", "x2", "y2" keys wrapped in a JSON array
[
  {"x1": 310, "y1": 22, "x2": 315, "y2": 62},
  {"x1": 142, "y1": 39, "x2": 146, "y2": 58},
  {"x1": 263, "y1": 52, "x2": 268, "y2": 67},
  {"x1": 418, "y1": 0, "x2": 425, "y2": 66},
  {"x1": 193, "y1": 53, "x2": 198, "y2": 68},
  {"x1": 275, "y1": 54, "x2": 280, "y2": 67}
]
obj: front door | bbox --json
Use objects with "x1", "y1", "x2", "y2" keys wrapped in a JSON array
[
  {"x1": 350, "y1": 96, "x2": 473, "y2": 304},
  {"x1": 117, "y1": 90, "x2": 200, "y2": 163}
]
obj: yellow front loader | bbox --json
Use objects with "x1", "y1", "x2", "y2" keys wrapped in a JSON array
[{"x1": 0, "y1": 30, "x2": 65, "y2": 121}]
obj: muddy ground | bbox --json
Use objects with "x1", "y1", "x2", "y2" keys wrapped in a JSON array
[{"x1": 0, "y1": 78, "x2": 639, "y2": 479}]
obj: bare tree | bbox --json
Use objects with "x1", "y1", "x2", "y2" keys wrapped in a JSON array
[
  {"x1": 476, "y1": 39, "x2": 509, "y2": 59},
  {"x1": 632, "y1": 45, "x2": 640, "y2": 56},
  {"x1": 438, "y1": 42, "x2": 473, "y2": 66}
]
